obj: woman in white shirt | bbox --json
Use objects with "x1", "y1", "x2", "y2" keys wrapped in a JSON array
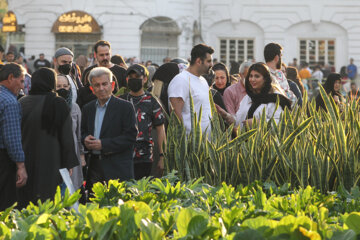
[{"x1": 235, "y1": 62, "x2": 291, "y2": 128}]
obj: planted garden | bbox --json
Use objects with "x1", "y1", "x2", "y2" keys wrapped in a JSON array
[{"x1": 1, "y1": 86, "x2": 360, "y2": 239}]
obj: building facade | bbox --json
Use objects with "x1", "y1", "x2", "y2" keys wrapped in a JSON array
[{"x1": 6, "y1": 0, "x2": 360, "y2": 70}]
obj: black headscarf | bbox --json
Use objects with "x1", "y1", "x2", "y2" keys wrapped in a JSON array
[
  {"x1": 316, "y1": 73, "x2": 343, "y2": 110},
  {"x1": 29, "y1": 68, "x2": 70, "y2": 136},
  {"x1": 212, "y1": 62, "x2": 231, "y2": 96},
  {"x1": 245, "y1": 63, "x2": 291, "y2": 119},
  {"x1": 152, "y1": 62, "x2": 180, "y2": 114}
]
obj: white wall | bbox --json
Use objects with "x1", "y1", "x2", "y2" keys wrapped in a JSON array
[{"x1": 8, "y1": 0, "x2": 360, "y2": 69}]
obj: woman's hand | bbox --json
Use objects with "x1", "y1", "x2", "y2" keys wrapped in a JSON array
[
  {"x1": 215, "y1": 104, "x2": 235, "y2": 125},
  {"x1": 242, "y1": 118, "x2": 253, "y2": 128}
]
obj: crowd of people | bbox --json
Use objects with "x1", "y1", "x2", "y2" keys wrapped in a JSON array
[{"x1": 0, "y1": 39, "x2": 359, "y2": 211}]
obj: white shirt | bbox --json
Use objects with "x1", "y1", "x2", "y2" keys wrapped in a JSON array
[
  {"x1": 168, "y1": 70, "x2": 212, "y2": 134},
  {"x1": 235, "y1": 93, "x2": 284, "y2": 128},
  {"x1": 312, "y1": 70, "x2": 324, "y2": 84}
]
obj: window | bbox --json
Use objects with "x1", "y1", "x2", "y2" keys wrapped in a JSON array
[
  {"x1": 219, "y1": 39, "x2": 254, "y2": 66},
  {"x1": 140, "y1": 17, "x2": 180, "y2": 65},
  {"x1": 299, "y1": 40, "x2": 335, "y2": 67}
]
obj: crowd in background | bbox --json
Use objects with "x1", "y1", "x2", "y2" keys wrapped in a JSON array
[{"x1": 0, "y1": 39, "x2": 359, "y2": 211}]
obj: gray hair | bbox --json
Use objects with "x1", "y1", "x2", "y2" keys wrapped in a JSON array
[
  {"x1": 239, "y1": 61, "x2": 252, "y2": 74},
  {"x1": 88, "y1": 67, "x2": 113, "y2": 85}
]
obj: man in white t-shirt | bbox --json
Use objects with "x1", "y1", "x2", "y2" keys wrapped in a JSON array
[{"x1": 168, "y1": 44, "x2": 214, "y2": 134}]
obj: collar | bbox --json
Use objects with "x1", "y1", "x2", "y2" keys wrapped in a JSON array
[
  {"x1": 0, "y1": 84, "x2": 16, "y2": 97},
  {"x1": 96, "y1": 96, "x2": 111, "y2": 108}
]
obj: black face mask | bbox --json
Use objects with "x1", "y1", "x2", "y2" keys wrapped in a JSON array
[
  {"x1": 128, "y1": 78, "x2": 143, "y2": 92},
  {"x1": 56, "y1": 88, "x2": 71, "y2": 99},
  {"x1": 58, "y1": 64, "x2": 71, "y2": 75}
]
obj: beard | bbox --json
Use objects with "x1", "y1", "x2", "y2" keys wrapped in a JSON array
[
  {"x1": 101, "y1": 59, "x2": 109, "y2": 66},
  {"x1": 276, "y1": 57, "x2": 282, "y2": 70}
]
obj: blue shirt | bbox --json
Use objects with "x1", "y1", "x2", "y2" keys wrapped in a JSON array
[
  {"x1": 0, "y1": 85, "x2": 25, "y2": 162},
  {"x1": 347, "y1": 64, "x2": 357, "y2": 79},
  {"x1": 93, "y1": 97, "x2": 111, "y2": 154}
]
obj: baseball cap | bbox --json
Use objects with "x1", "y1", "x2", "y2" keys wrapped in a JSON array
[{"x1": 126, "y1": 64, "x2": 149, "y2": 78}]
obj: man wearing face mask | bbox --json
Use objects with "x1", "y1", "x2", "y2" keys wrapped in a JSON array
[
  {"x1": 53, "y1": 47, "x2": 82, "y2": 103},
  {"x1": 120, "y1": 64, "x2": 166, "y2": 179},
  {"x1": 264, "y1": 43, "x2": 297, "y2": 105}
]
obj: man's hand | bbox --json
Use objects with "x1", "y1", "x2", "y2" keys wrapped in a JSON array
[
  {"x1": 84, "y1": 135, "x2": 95, "y2": 149},
  {"x1": 84, "y1": 135, "x2": 102, "y2": 150},
  {"x1": 69, "y1": 168, "x2": 73, "y2": 176},
  {"x1": 16, "y1": 162, "x2": 27, "y2": 188},
  {"x1": 88, "y1": 139, "x2": 102, "y2": 151}
]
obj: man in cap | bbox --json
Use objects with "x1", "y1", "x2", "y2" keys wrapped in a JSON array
[
  {"x1": 120, "y1": 64, "x2": 166, "y2": 179},
  {"x1": 53, "y1": 47, "x2": 83, "y2": 103},
  {"x1": 0, "y1": 63, "x2": 28, "y2": 210}
]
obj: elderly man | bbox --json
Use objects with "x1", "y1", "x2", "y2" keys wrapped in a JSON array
[
  {"x1": 53, "y1": 47, "x2": 83, "y2": 103},
  {"x1": 0, "y1": 63, "x2": 28, "y2": 210},
  {"x1": 223, "y1": 61, "x2": 252, "y2": 115},
  {"x1": 81, "y1": 67, "x2": 137, "y2": 193}
]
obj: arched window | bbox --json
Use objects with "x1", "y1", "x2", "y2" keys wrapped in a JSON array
[{"x1": 140, "y1": 17, "x2": 180, "y2": 64}]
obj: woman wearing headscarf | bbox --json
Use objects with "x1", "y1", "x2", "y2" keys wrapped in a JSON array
[
  {"x1": 315, "y1": 73, "x2": 345, "y2": 111},
  {"x1": 56, "y1": 74, "x2": 85, "y2": 195},
  {"x1": 235, "y1": 63, "x2": 291, "y2": 128},
  {"x1": 211, "y1": 62, "x2": 231, "y2": 96},
  {"x1": 18, "y1": 68, "x2": 78, "y2": 208},
  {"x1": 152, "y1": 62, "x2": 180, "y2": 115}
]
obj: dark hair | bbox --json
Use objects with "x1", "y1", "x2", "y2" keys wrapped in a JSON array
[
  {"x1": 212, "y1": 62, "x2": 230, "y2": 84},
  {"x1": 0, "y1": 63, "x2": 25, "y2": 82},
  {"x1": 340, "y1": 66, "x2": 347, "y2": 78},
  {"x1": 245, "y1": 62, "x2": 291, "y2": 118},
  {"x1": 229, "y1": 61, "x2": 241, "y2": 75},
  {"x1": 190, "y1": 44, "x2": 214, "y2": 65},
  {"x1": 6, "y1": 51, "x2": 14, "y2": 56},
  {"x1": 111, "y1": 54, "x2": 125, "y2": 65},
  {"x1": 286, "y1": 66, "x2": 305, "y2": 96},
  {"x1": 0, "y1": 45, "x2": 4, "y2": 53},
  {"x1": 264, "y1": 43, "x2": 282, "y2": 63},
  {"x1": 245, "y1": 63, "x2": 272, "y2": 94},
  {"x1": 316, "y1": 73, "x2": 342, "y2": 111},
  {"x1": 94, "y1": 40, "x2": 111, "y2": 53},
  {"x1": 323, "y1": 73, "x2": 342, "y2": 94}
]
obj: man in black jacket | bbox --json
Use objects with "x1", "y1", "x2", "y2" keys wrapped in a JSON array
[{"x1": 81, "y1": 67, "x2": 137, "y2": 193}]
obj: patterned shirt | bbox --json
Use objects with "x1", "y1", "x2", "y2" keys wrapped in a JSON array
[
  {"x1": 120, "y1": 92, "x2": 164, "y2": 163},
  {"x1": 269, "y1": 68, "x2": 297, "y2": 106},
  {"x1": 0, "y1": 85, "x2": 25, "y2": 162}
]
